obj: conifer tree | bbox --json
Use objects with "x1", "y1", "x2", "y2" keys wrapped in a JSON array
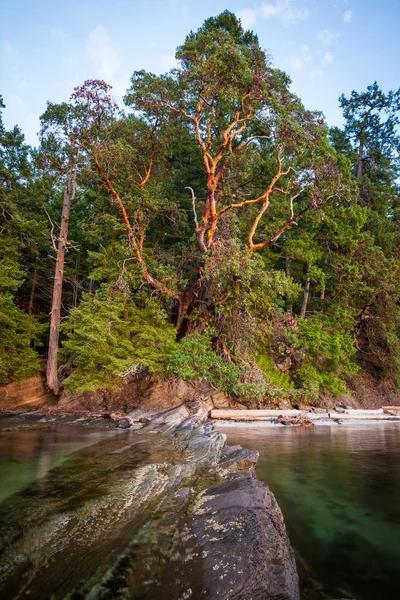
[
  {"x1": 0, "y1": 98, "x2": 42, "y2": 382},
  {"x1": 61, "y1": 285, "x2": 175, "y2": 392}
]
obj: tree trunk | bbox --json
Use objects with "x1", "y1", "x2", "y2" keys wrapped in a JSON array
[
  {"x1": 357, "y1": 129, "x2": 365, "y2": 181},
  {"x1": 175, "y1": 270, "x2": 205, "y2": 339},
  {"x1": 285, "y1": 255, "x2": 292, "y2": 316},
  {"x1": 46, "y1": 138, "x2": 77, "y2": 394},
  {"x1": 28, "y1": 267, "x2": 37, "y2": 316},
  {"x1": 300, "y1": 263, "x2": 311, "y2": 319},
  {"x1": 72, "y1": 280, "x2": 78, "y2": 308}
]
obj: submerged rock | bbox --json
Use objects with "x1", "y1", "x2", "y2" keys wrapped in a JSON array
[
  {"x1": 102, "y1": 400, "x2": 299, "y2": 600},
  {"x1": 0, "y1": 399, "x2": 299, "y2": 600}
]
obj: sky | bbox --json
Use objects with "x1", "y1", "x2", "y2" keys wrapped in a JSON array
[{"x1": 1, "y1": 0, "x2": 399, "y2": 146}]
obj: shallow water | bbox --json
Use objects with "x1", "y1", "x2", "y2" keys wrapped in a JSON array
[
  {"x1": 218, "y1": 422, "x2": 400, "y2": 600},
  {"x1": 0, "y1": 424, "x2": 118, "y2": 502},
  {"x1": 0, "y1": 422, "x2": 185, "y2": 598}
]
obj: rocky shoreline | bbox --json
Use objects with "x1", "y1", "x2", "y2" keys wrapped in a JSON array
[{"x1": 0, "y1": 400, "x2": 299, "y2": 600}]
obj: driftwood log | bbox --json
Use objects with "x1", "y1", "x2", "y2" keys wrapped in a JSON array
[{"x1": 210, "y1": 408, "x2": 400, "y2": 422}]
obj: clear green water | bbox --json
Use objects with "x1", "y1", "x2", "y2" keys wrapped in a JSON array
[
  {"x1": 0, "y1": 423, "x2": 187, "y2": 598},
  {"x1": 2, "y1": 421, "x2": 399, "y2": 599},
  {"x1": 218, "y1": 422, "x2": 400, "y2": 600},
  {"x1": 0, "y1": 423, "x2": 118, "y2": 503}
]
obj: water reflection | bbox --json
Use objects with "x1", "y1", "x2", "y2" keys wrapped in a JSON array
[
  {"x1": 0, "y1": 425, "x2": 117, "y2": 502},
  {"x1": 0, "y1": 424, "x2": 185, "y2": 599},
  {"x1": 218, "y1": 423, "x2": 400, "y2": 600}
]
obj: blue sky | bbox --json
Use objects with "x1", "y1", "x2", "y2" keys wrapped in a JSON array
[{"x1": 1, "y1": 0, "x2": 399, "y2": 146}]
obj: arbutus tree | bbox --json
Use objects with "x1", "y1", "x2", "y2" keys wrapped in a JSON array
[
  {"x1": 46, "y1": 15, "x2": 349, "y2": 363},
  {"x1": 40, "y1": 82, "x2": 121, "y2": 393},
  {"x1": 69, "y1": 81, "x2": 167, "y2": 293},
  {"x1": 124, "y1": 11, "x2": 347, "y2": 334}
]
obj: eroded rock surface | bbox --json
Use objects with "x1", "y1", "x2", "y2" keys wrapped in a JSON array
[
  {"x1": 173, "y1": 477, "x2": 299, "y2": 600},
  {"x1": 0, "y1": 400, "x2": 299, "y2": 600}
]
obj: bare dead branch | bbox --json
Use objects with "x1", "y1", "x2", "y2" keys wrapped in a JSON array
[
  {"x1": 289, "y1": 191, "x2": 302, "y2": 219},
  {"x1": 185, "y1": 186, "x2": 199, "y2": 229},
  {"x1": 43, "y1": 207, "x2": 58, "y2": 252},
  {"x1": 251, "y1": 203, "x2": 312, "y2": 252},
  {"x1": 233, "y1": 134, "x2": 272, "y2": 153}
]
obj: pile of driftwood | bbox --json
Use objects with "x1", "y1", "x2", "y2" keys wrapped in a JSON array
[{"x1": 277, "y1": 413, "x2": 313, "y2": 426}]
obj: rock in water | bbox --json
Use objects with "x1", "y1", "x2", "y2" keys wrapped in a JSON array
[
  {"x1": 177, "y1": 476, "x2": 300, "y2": 600},
  {"x1": 0, "y1": 400, "x2": 299, "y2": 600},
  {"x1": 112, "y1": 401, "x2": 299, "y2": 600}
]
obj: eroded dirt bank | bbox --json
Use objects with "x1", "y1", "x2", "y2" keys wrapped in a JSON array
[
  {"x1": 2, "y1": 371, "x2": 400, "y2": 417},
  {"x1": 0, "y1": 401, "x2": 299, "y2": 600}
]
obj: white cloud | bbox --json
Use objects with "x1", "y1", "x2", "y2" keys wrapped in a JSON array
[
  {"x1": 237, "y1": 8, "x2": 257, "y2": 30},
  {"x1": 0, "y1": 40, "x2": 19, "y2": 73},
  {"x1": 161, "y1": 54, "x2": 178, "y2": 72},
  {"x1": 262, "y1": 1, "x2": 310, "y2": 25},
  {"x1": 322, "y1": 51, "x2": 334, "y2": 65},
  {"x1": 285, "y1": 6, "x2": 310, "y2": 24},
  {"x1": 288, "y1": 56, "x2": 304, "y2": 70},
  {"x1": 311, "y1": 69, "x2": 324, "y2": 80},
  {"x1": 262, "y1": 0, "x2": 288, "y2": 18},
  {"x1": 316, "y1": 29, "x2": 339, "y2": 46},
  {"x1": 343, "y1": 9, "x2": 352, "y2": 23},
  {"x1": 87, "y1": 25, "x2": 120, "y2": 80},
  {"x1": 285, "y1": 44, "x2": 312, "y2": 75},
  {"x1": 301, "y1": 44, "x2": 312, "y2": 61}
]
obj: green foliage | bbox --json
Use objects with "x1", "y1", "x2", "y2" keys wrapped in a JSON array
[
  {"x1": 0, "y1": 238, "x2": 40, "y2": 383},
  {"x1": 168, "y1": 333, "x2": 272, "y2": 403},
  {"x1": 297, "y1": 365, "x2": 347, "y2": 400},
  {"x1": 256, "y1": 352, "x2": 293, "y2": 390},
  {"x1": 0, "y1": 99, "x2": 46, "y2": 384},
  {"x1": 196, "y1": 239, "x2": 300, "y2": 359},
  {"x1": 287, "y1": 314, "x2": 359, "y2": 399},
  {"x1": 61, "y1": 287, "x2": 175, "y2": 392},
  {"x1": 386, "y1": 323, "x2": 400, "y2": 387},
  {"x1": 168, "y1": 333, "x2": 242, "y2": 392},
  {"x1": 168, "y1": 332, "x2": 299, "y2": 404}
]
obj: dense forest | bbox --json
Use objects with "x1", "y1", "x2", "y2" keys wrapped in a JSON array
[{"x1": 1, "y1": 11, "x2": 400, "y2": 404}]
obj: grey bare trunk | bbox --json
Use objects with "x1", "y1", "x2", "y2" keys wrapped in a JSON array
[
  {"x1": 300, "y1": 262, "x2": 311, "y2": 319},
  {"x1": 46, "y1": 137, "x2": 77, "y2": 395}
]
